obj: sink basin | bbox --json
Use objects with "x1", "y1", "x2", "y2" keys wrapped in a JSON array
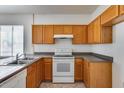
[
  {"x1": 8, "y1": 60, "x2": 32, "y2": 65},
  {"x1": 22, "y1": 57, "x2": 35, "y2": 60},
  {"x1": 0, "y1": 56, "x2": 10, "y2": 59},
  {"x1": 8, "y1": 60, "x2": 26, "y2": 65},
  {"x1": 7, "y1": 57, "x2": 35, "y2": 65}
]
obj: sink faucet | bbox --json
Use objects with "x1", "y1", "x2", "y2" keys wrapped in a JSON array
[{"x1": 16, "y1": 53, "x2": 26, "y2": 64}]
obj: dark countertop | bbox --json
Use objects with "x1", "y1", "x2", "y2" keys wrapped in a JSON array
[
  {"x1": 34, "y1": 52, "x2": 113, "y2": 62},
  {"x1": 73, "y1": 52, "x2": 113, "y2": 62},
  {"x1": 0, "y1": 52, "x2": 113, "y2": 84}
]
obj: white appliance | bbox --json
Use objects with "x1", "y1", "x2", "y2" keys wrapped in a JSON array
[
  {"x1": 0, "y1": 69, "x2": 27, "y2": 88},
  {"x1": 53, "y1": 48, "x2": 74, "y2": 83},
  {"x1": 53, "y1": 34, "x2": 73, "y2": 39}
]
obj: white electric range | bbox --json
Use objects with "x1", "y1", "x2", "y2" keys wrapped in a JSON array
[{"x1": 52, "y1": 48, "x2": 74, "y2": 83}]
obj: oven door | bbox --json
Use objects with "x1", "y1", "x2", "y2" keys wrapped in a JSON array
[{"x1": 53, "y1": 58, "x2": 74, "y2": 76}]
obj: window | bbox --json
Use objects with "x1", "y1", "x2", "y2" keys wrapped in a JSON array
[{"x1": 0, "y1": 25, "x2": 24, "y2": 56}]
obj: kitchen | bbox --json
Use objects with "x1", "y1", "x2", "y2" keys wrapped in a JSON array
[{"x1": 0, "y1": 5, "x2": 124, "y2": 89}]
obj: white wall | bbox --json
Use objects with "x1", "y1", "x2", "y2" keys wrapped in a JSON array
[
  {"x1": 89, "y1": 5, "x2": 110, "y2": 23},
  {"x1": 34, "y1": 14, "x2": 90, "y2": 25},
  {"x1": 34, "y1": 39, "x2": 91, "y2": 52}
]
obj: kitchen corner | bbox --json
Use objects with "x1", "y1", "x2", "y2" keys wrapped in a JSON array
[
  {"x1": 0, "y1": 52, "x2": 113, "y2": 88},
  {"x1": 1, "y1": 5, "x2": 124, "y2": 88}
]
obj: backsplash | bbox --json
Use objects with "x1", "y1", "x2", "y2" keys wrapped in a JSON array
[{"x1": 33, "y1": 39, "x2": 91, "y2": 52}]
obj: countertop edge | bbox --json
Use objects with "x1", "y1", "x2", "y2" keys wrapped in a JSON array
[{"x1": 0, "y1": 52, "x2": 113, "y2": 84}]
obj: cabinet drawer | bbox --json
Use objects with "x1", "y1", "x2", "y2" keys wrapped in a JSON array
[
  {"x1": 75, "y1": 58, "x2": 83, "y2": 62},
  {"x1": 43, "y1": 58, "x2": 52, "y2": 62}
]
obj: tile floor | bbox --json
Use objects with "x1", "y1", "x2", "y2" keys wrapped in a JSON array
[{"x1": 40, "y1": 82, "x2": 86, "y2": 88}]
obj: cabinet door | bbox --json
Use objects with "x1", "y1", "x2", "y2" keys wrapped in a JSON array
[
  {"x1": 84, "y1": 60, "x2": 90, "y2": 87},
  {"x1": 41, "y1": 61, "x2": 45, "y2": 81},
  {"x1": 88, "y1": 23, "x2": 94, "y2": 44},
  {"x1": 72, "y1": 25, "x2": 87, "y2": 44},
  {"x1": 43, "y1": 25, "x2": 54, "y2": 44},
  {"x1": 27, "y1": 63, "x2": 37, "y2": 88},
  {"x1": 101, "y1": 5, "x2": 119, "y2": 25},
  {"x1": 44, "y1": 58, "x2": 52, "y2": 80},
  {"x1": 26, "y1": 71, "x2": 36, "y2": 88},
  {"x1": 36, "y1": 60, "x2": 42, "y2": 87},
  {"x1": 75, "y1": 59, "x2": 83, "y2": 81},
  {"x1": 101, "y1": 26, "x2": 112, "y2": 43},
  {"x1": 120, "y1": 5, "x2": 124, "y2": 15},
  {"x1": 94, "y1": 17, "x2": 101, "y2": 43},
  {"x1": 54, "y1": 25, "x2": 64, "y2": 34},
  {"x1": 89, "y1": 62, "x2": 112, "y2": 88},
  {"x1": 63, "y1": 25, "x2": 72, "y2": 34},
  {"x1": 32, "y1": 25, "x2": 43, "y2": 44}
]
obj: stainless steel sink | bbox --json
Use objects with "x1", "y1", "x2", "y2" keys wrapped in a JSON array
[
  {"x1": 7, "y1": 57, "x2": 35, "y2": 65},
  {"x1": 22, "y1": 57, "x2": 35, "y2": 60},
  {"x1": 8, "y1": 60, "x2": 27, "y2": 65},
  {"x1": 0, "y1": 56, "x2": 10, "y2": 59}
]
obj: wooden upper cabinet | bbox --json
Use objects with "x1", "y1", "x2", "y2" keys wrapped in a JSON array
[
  {"x1": 88, "y1": 16, "x2": 112, "y2": 44},
  {"x1": 75, "y1": 58, "x2": 84, "y2": 81},
  {"x1": 101, "y1": 26, "x2": 112, "y2": 43},
  {"x1": 63, "y1": 25, "x2": 72, "y2": 34},
  {"x1": 88, "y1": 23, "x2": 94, "y2": 44},
  {"x1": 93, "y1": 17, "x2": 101, "y2": 43},
  {"x1": 120, "y1": 5, "x2": 124, "y2": 15},
  {"x1": 32, "y1": 25, "x2": 54, "y2": 44},
  {"x1": 54, "y1": 25, "x2": 64, "y2": 34},
  {"x1": 42, "y1": 25, "x2": 54, "y2": 44},
  {"x1": 101, "y1": 5, "x2": 119, "y2": 25},
  {"x1": 54, "y1": 25, "x2": 72, "y2": 34},
  {"x1": 32, "y1": 25, "x2": 43, "y2": 44},
  {"x1": 72, "y1": 25, "x2": 87, "y2": 44}
]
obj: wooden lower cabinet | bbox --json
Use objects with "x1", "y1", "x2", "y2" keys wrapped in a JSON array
[
  {"x1": 26, "y1": 63, "x2": 37, "y2": 88},
  {"x1": 26, "y1": 57, "x2": 112, "y2": 88},
  {"x1": 43, "y1": 58, "x2": 52, "y2": 81},
  {"x1": 36, "y1": 59, "x2": 42, "y2": 87},
  {"x1": 75, "y1": 58, "x2": 84, "y2": 81},
  {"x1": 84, "y1": 60, "x2": 112, "y2": 88},
  {"x1": 26, "y1": 57, "x2": 52, "y2": 88},
  {"x1": 26, "y1": 59, "x2": 43, "y2": 88},
  {"x1": 84, "y1": 60, "x2": 90, "y2": 87}
]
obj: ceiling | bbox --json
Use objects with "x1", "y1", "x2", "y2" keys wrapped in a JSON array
[{"x1": 0, "y1": 5, "x2": 99, "y2": 14}]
